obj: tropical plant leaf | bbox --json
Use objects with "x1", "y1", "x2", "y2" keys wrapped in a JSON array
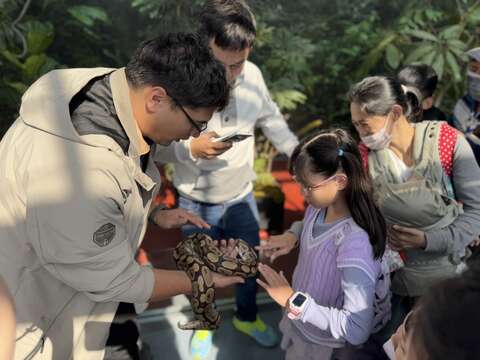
[
  {"x1": 22, "y1": 21, "x2": 54, "y2": 55},
  {"x1": 1, "y1": 49, "x2": 23, "y2": 68},
  {"x1": 404, "y1": 44, "x2": 434, "y2": 64},
  {"x1": 271, "y1": 89, "x2": 307, "y2": 111},
  {"x1": 422, "y1": 49, "x2": 438, "y2": 66},
  {"x1": 67, "y1": 5, "x2": 108, "y2": 27},
  {"x1": 446, "y1": 51, "x2": 461, "y2": 82},
  {"x1": 386, "y1": 43, "x2": 401, "y2": 69},
  {"x1": 22, "y1": 54, "x2": 47, "y2": 80},
  {"x1": 403, "y1": 29, "x2": 438, "y2": 42},
  {"x1": 440, "y1": 25, "x2": 463, "y2": 40},
  {"x1": 356, "y1": 33, "x2": 397, "y2": 76},
  {"x1": 431, "y1": 52, "x2": 445, "y2": 80},
  {"x1": 5, "y1": 80, "x2": 28, "y2": 94}
]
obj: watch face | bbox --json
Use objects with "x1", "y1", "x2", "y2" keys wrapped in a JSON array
[{"x1": 292, "y1": 293, "x2": 307, "y2": 307}]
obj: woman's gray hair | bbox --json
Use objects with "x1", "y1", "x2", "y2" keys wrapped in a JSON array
[{"x1": 348, "y1": 76, "x2": 422, "y2": 122}]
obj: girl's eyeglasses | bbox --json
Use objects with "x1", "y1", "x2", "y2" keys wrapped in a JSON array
[{"x1": 293, "y1": 174, "x2": 344, "y2": 192}]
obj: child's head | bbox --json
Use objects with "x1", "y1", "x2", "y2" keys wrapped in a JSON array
[
  {"x1": 390, "y1": 260, "x2": 480, "y2": 360},
  {"x1": 290, "y1": 129, "x2": 386, "y2": 258},
  {"x1": 398, "y1": 64, "x2": 438, "y2": 112}
]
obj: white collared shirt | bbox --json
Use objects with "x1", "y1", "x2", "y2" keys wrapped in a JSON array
[{"x1": 155, "y1": 61, "x2": 299, "y2": 203}]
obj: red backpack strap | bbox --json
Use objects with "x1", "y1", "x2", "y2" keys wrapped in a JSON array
[
  {"x1": 438, "y1": 123, "x2": 457, "y2": 177},
  {"x1": 359, "y1": 142, "x2": 370, "y2": 170}
]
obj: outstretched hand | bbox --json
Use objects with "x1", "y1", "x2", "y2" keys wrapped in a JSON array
[
  {"x1": 255, "y1": 232, "x2": 297, "y2": 262},
  {"x1": 213, "y1": 239, "x2": 239, "y2": 258},
  {"x1": 151, "y1": 208, "x2": 210, "y2": 230},
  {"x1": 256, "y1": 263, "x2": 293, "y2": 307},
  {"x1": 212, "y1": 272, "x2": 244, "y2": 288}
]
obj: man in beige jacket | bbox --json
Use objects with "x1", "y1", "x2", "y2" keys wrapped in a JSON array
[{"x1": 0, "y1": 32, "x2": 242, "y2": 359}]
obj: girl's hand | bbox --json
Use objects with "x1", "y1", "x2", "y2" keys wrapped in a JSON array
[
  {"x1": 256, "y1": 263, "x2": 294, "y2": 307},
  {"x1": 388, "y1": 225, "x2": 426, "y2": 251},
  {"x1": 255, "y1": 232, "x2": 297, "y2": 262},
  {"x1": 213, "y1": 239, "x2": 238, "y2": 258}
]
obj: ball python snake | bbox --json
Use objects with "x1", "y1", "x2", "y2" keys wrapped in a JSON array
[{"x1": 173, "y1": 233, "x2": 258, "y2": 330}]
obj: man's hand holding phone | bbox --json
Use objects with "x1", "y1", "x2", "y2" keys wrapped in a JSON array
[
  {"x1": 212, "y1": 133, "x2": 252, "y2": 143},
  {"x1": 190, "y1": 131, "x2": 233, "y2": 159}
]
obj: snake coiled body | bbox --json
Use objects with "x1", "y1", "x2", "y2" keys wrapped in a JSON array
[{"x1": 173, "y1": 233, "x2": 258, "y2": 330}]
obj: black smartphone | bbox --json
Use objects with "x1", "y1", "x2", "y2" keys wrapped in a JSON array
[{"x1": 213, "y1": 133, "x2": 252, "y2": 143}]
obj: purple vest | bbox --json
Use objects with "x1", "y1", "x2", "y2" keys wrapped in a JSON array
[{"x1": 291, "y1": 206, "x2": 390, "y2": 344}]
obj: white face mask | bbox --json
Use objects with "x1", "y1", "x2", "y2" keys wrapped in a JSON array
[
  {"x1": 467, "y1": 70, "x2": 480, "y2": 101},
  {"x1": 360, "y1": 115, "x2": 392, "y2": 150}
]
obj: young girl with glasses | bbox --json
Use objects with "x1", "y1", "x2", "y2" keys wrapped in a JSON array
[{"x1": 256, "y1": 128, "x2": 391, "y2": 359}]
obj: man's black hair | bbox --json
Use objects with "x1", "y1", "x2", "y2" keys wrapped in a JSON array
[
  {"x1": 200, "y1": 0, "x2": 256, "y2": 51},
  {"x1": 125, "y1": 32, "x2": 229, "y2": 110},
  {"x1": 398, "y1": 64, "x2": 438, "y2": 99}
]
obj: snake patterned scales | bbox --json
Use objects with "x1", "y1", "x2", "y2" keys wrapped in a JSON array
[{"x1": 173, "y1": 233, "x2": 258, "y2": 330}]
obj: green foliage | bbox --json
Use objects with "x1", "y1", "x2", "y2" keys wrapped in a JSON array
[{"x1": 1, "y1": 0, "x2": 479, "y2": 139}]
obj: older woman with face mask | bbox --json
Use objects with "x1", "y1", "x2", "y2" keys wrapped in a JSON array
[{"x1": 347, "y1": 76, "x2": 480, "y2": 341}]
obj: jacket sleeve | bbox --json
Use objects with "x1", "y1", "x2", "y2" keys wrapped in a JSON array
[
  {"x1": 26, "y1": 167, "x2": 154, "y2": 303},
  {"x1": 153, "y1": 138, "x2": 196, "y2": 165},
  {"x1": 425, "y1": 134, "x2": 480, "y2": 255},
  {"x1": 300, "y1": 268, "x2": 375, "y2": 345},
  {"x1": 255, "y1": 71, "x2": 299, "y2": 157}
]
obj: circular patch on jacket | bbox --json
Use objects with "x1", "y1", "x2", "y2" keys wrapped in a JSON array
[{"x1": 93, "y1": 223, "x2": 116, "y2": 247}]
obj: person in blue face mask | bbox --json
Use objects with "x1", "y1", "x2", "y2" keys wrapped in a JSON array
[{"x1": 452, "y1": 47, "x2": 480, "y2": 165}]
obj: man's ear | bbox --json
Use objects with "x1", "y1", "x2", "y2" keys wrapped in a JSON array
[{"x1": 145, "y1": 86, "x2": 169, "y2": 114}]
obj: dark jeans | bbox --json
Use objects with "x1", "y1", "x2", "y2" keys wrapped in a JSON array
[{"x1": 179, "y1": 192, "x2": 260, "y2": 322}]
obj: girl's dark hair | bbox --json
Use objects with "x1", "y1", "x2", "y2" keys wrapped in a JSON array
[
  {"x1": 398, "y1": 64, "x2": 438, "y2": 99},
  {"x1": 348, "y1": 75, "x2": 423, "y2": 123},
  {"x1": 411, "y1": 260, "x2": 480, "y2": 359},
  {"x1": 289, "y1": 128, "x2": 386, "y2": 259}
]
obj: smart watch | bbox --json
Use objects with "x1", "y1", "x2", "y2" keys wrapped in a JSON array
[{"x1": 287, "y1": 291, "x2": 310, "y2": 320}]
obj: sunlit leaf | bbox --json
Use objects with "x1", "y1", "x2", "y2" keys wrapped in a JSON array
[
  {"x1": 431, "y1": 53, "x2": 445, "y2": 80},
  {"x1": 21, "y1": 21, "x2": 54, "y2": 55},
  {"x1": 440, "y1": 25, "x2": 463, "y2": 40},
  {"x1": 446, "y1": 51, "x2": 461, "y2": 81},
  {"x1": 67, "y1": 5, "x2": 108, "y2": 27},
  {"x1": 404, "y1": 44, "x2": 434, "y2": 64},
  {"x1": 23, "y1": 54, "x2": 47, "y2": 80},
  {"x1": 271, "y1": 89, "x2": 307, "y2": 111},
  {"x1": 404, "y1": 29, "x2": 438, "y2": 42},
  {"x1": 1, "y1": 49, "x2": 23, "y2": 68},
  {"x1": 386, "y1": 44, "x2": 401, "y2": 69}
]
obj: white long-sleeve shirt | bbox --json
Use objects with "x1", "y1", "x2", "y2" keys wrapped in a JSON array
[{"x1": 154, "y1": 61, "x2": 299, "y2": 203}]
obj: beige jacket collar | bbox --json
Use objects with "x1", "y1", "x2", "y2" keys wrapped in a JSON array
[
  {"x1": 110, "y1": 68, "x2": 150, "y2": 158},
  {"x1": 20, "y1": 67, "x2": 149, "y2": 157}
]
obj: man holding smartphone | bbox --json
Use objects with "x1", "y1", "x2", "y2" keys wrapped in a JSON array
[{"x1": 155, "y1": 1, "x2": 298, "y2": 358}]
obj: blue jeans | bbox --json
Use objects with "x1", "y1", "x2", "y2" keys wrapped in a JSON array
[{"x1": 179, "y1": 192, "x2": 260, "y2": 322}]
